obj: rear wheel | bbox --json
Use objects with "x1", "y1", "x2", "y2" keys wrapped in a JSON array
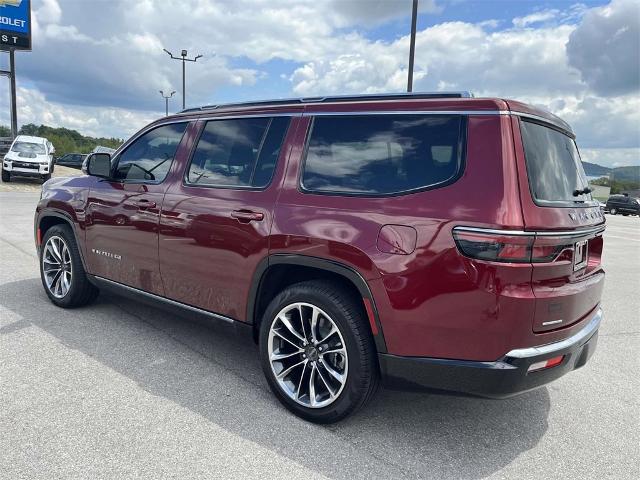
[
  {"x1": 40, "y1": 224, "x2": 99, "y2": 308},
  {"x1": 610, "y1": 207, "x2": 617, "y2": 215},
  {"x1": 259, "y1": 280, "x2": 379, "y2": 423},
  {"x1": 1, "y1": 169, "x2": 10, "y2": 182}
]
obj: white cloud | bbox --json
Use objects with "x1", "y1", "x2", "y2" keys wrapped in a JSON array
[
  {"x1": 567, "y1": 0, "x2": 640, "y2": 96},
  {"x1": 0, "y1": 0, "x2": 637, "y2": 167},
  {"x1": 512, "y1": 9, "x2": 559, "y2": 28},
  {"x1": 0, "y1": 87, "x2": 156, "y2": 139},
  {"x1": 581, "y1": 148, "x2": 640, "y2": 169}
]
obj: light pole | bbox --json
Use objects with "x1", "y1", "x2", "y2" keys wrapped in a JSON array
[
  {"x1": 163, "y1": 48, "x2": 203, "y2": 110},
  {"x1": 407, "y1": 0, "x2": 418, "y2": 93},
  {"x1": 0, "y1": 49, "x2": 19, "y2": 137},
  {"x1": 159, "y1": 90, "x2": 176, "y2": 116}
]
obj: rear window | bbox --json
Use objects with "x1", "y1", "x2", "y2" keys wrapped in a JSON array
[
  {"x1": 301, "y1": 115, "x2": 465, "y2": 195},
  {"x1": 520, "y1": 120, "x2": 592, "y2": 204}
]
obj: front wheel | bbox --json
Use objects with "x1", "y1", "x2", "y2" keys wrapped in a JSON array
[
  {"x1": 259, "y1": 280, "x2": 379, "y2": 423},
  {"x1": 42, "y1": 173, "x2": 51, "y2": 182},
  {"x1": 610, "y1": 208, "x2": 617, "y2": 215},
  {"x1": 1, "y1": 168, "x2": 10, "y2": 182},
  {"x1": 40, "y1": 224, "x2": 99, "y2": 308}
]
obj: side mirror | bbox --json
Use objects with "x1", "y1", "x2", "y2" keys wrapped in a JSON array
[{"x1": 84, "y1": 153, "x2": 111, "y2": 178}]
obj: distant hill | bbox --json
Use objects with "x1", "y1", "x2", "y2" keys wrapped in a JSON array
[
  {"x1": 610, "y1": 166, "x2": 640, "y2": 183},
  {"x1": 0, "y1": 124, "x2": 123, "y2": 157},
  {"x1": 582, "y1": 161, "x2": 612, "y2": 177}
]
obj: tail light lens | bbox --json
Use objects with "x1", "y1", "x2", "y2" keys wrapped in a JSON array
[{"x1": 452, "y1": 227, "x2": 578, "y2": 264}]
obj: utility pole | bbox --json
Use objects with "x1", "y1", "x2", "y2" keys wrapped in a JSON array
[
  {"x1": 0, "y1": 50, "x2": 18, "y2": 137},
  {"x1": 159, "y1": 90, "x2": 176, "y2": 116},
  {"x1": 407, "y1": 0, "x2": 418, "y2": 93},
  {"x1": 163, "y1": 49, "x2": 202, "y2": 110}
]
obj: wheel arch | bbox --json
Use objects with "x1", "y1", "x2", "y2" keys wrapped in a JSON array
[
  {"x1": 37, "y1": 211, "x2": 88, "y2": 272},
  {"x1": 248, "y1": 254, "x2": 387, "y2": 353}
]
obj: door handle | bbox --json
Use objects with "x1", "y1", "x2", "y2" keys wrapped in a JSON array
[
  {"x1": 231, "y1": 210, "x2": 264, "y2": 222},
  {"x1": 134, "y1": 199, "x2": 156, "y2": 209}
]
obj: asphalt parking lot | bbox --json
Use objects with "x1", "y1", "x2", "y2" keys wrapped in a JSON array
[{"x1": 1, "y1": 190, "x2": 639, "y2": 480}]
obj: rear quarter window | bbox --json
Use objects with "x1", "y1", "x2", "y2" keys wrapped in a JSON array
[
  {"x1": 520, "y1": 120, "x2": 592, "y2": 205},
  {"x1": 301, "y1": 114, "x2": 466, "y2": 196}
]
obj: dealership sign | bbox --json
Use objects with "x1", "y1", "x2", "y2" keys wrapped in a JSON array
[{"x1": 0, "y1": 0, "x2": 31, "y2": 51}]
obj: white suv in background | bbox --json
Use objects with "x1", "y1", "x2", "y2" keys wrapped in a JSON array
[{"x1": 2, "y1": 135, "x2": 56, "y2": 183}]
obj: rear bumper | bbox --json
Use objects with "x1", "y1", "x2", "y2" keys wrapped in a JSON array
[{"x1": 379, "y1": 308, "x2": 602, "y2": 398}]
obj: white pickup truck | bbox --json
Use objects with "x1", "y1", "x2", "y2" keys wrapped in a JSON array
[{"x1": 2, "y1": 135, "x2": 56, "y2": 183}]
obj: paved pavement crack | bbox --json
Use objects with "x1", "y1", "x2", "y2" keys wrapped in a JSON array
[{"x1": 0, "y1": 235, "x2": 37, "y2": 259}]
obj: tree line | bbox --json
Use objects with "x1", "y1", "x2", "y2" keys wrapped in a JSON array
[{"x1": 0, "y1": 124, "x2": 123, "y2": 157}]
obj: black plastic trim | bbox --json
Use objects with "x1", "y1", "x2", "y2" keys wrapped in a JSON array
[
  {"x1": 379, "y1": 327, "x2": 598, "y2": 397},
  {"x1": 36, "y1": 210, "x2": 89, "y2": 272},
  {"x1": 247, "y1": 254, "x2": 387, "y2": 353},
  {"x1": 88, "y1": 275, "x2": 253, "y2": 340}
]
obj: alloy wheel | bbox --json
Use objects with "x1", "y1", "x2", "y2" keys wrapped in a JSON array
[
  {"x1": 268, "y1": 302, "x2": 348, "y2": 408},
  {"x1": 42, "y1": 236, "x2": 72, "y2": 299}
]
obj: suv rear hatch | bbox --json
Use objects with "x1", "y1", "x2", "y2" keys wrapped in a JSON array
[{"x1": 511, "y1": 108, "x2": 605, "y2": 333}]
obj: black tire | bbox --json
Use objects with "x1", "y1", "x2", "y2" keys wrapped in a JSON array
[
  {"x1": 39, "y1": 224, "x2": 99, "y2": 308},
  {"x1": 1, "y1": 168, "x2": 10, "y2": 182},
  {"x1": 259, "y1": 280, "x2": 379, "y2": 423},
  {"x1": 610, "y1": 208, "x2": 617, "y2": 215},
  {"x1": 42, "y1": 173, "x2": 51, "y2": 182}
]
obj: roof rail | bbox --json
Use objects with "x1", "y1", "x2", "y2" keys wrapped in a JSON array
[{"x1": 178, "y1": 91, "x2": 474, "y2": 114}]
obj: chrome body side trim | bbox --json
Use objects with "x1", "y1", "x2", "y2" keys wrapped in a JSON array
[
  {"x1": 452, "y1": 224, "x2": 606, "y2": 238},
  {"x1": 92, "y1": 275, "x2": 236, "y2": 324},
  {"x1": 505, "y1": 308, "x2": 602, "y2": 359}
]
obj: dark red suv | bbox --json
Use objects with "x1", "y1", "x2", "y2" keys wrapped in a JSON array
[{"x1": 35, "y1": 93, "x2": 605, "y2": 423}]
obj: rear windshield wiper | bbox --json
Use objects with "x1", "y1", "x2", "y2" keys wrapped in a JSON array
[{"x1": 573, "y1": 186, "x2": 592, "y2": 197}]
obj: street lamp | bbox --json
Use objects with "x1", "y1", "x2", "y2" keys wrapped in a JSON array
[
  {"x1": 407, "y1": 0, "x2": 418, "y2": 92},
  {"x1": 159, "y1": 90, "x2": 176, "y2": 116},
  {"x1": 163, "y1": 48, "x2": 203, "y2": 110}
]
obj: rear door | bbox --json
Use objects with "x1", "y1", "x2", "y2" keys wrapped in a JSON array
[
  {"x1": 158, "y1": 114, "x2": 296, "y2": 321},
  {"x1": 512, "y1": 116, "x2": 605, "y2": 333}
]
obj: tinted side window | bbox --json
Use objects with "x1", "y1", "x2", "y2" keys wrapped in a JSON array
[
  {"x1": 114, "y1": 123, "x2": 188, "y2": 182},
  {"x1": 186, "y1": 117, "x2": 290, "y2": 188},
  {"x1": 520, "y1": 120, "x2": 591, "y2": 204},
  {"x1": 301, "y1": 115, "x2": 465, "y2": 195}
]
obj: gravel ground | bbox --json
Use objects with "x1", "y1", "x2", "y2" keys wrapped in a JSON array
[
  {"x1": 0, "y1": 165, "x2": 81, "y2": 192},
  {"x1": 0, "y1": 191, "x2": 638, "y2": 479}
]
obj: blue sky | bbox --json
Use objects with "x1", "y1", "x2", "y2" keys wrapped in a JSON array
[{"x1": 0, "y1": 0, "x2": 637, "y2": 167}]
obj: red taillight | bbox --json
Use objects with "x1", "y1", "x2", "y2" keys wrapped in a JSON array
[
  {"x1": 527, "y1": 355, "x2": 564, "y2": 372},
  {"x1": 452, "y1": 227, "x2": 576, "y2": 264}
]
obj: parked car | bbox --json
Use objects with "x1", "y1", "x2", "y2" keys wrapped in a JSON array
[
  {"x1": 605, "y1": 194, "x2": 640, "y2": 216},
  {"x1": 91, "y1": 145, "x2": 117, "y2": 155},
  {"x1": 2, "y1": 135, "x2": 55, "y2": 183},
  {"x1": 0, "y1": 136, "x2": 13, "y2": 157},
  {"x1": 34, "y1": 92, "x2": 605, "y2": 423},
  {"x1": 56, "y1": 153, "x2": 86, "y2": 169}
]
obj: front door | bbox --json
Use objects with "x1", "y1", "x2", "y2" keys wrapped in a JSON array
[
  {"x1": 85, "y1": 122, "x2": 189, "y2": 295},
  {"x1": 159, "y1": 115, "x2": 295, "y2": 321}
]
